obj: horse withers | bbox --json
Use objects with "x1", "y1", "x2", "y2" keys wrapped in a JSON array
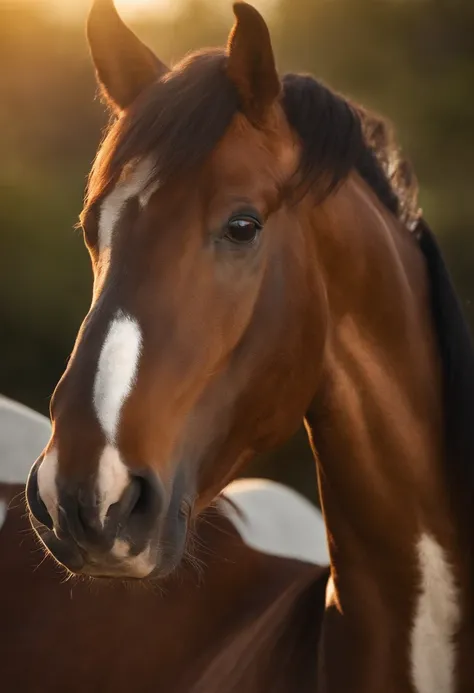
[{"x1": 26, "y1": 2, "x2": 474, "y2": 691}]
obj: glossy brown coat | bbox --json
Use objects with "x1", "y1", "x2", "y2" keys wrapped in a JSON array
[{"x1": 25, "y1": 2, "x2": 474, "y2": 691}]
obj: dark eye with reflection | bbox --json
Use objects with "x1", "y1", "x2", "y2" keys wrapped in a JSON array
[{"x1": 224, "y1": 215, "x2": 263, "y2": 245}]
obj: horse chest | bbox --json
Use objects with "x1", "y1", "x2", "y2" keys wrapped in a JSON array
[{"x1": 410, "y1": 533, "x2": 460, "y2": 693}]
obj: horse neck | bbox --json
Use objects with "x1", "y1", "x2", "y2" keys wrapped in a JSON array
[{"x1": 304, "y1": 175, "x2": 470, "y2": 692}]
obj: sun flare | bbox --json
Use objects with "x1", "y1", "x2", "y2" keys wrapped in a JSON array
[{"x1": 114, "y1": 0, "x2": 175, "y2": 17}]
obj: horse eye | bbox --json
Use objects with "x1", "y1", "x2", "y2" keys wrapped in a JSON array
[{"x1": 225, "y1": 217, "x2": 262, "y2": 245}]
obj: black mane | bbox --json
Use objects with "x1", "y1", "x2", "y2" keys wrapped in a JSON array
[
  {"x1": 417, "y1": 220, "x2": 474, "y2": 524},
  {"x1": 280, "y1": 73, "x2": 418, "y2": 224}
]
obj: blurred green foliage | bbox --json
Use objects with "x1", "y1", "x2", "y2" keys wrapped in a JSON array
[{"x1": 1, "y1": 0, "x2": 473, "y2": 503}]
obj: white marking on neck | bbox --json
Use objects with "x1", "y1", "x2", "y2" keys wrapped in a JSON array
[
  {"x1": 36, "y1": 448, "x2": 59, "y2": 525},
  {"x1": 411, "y1": 532, "x2": 460, "y2": 693},
  {"x1": 98, "y1": 159, "x2": 154, "y2": 251},
  {"x1": 96, "y1": 445, "x2": 130, "y2": 524},
  {"x1": 220, "y1": 478, "x2": 329, "y2": 565},
  {"x1": 93, "y1": 311, "x2": 142, "y2": 444}
]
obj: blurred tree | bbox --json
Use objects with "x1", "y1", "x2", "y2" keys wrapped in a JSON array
[{"x1": 274, "y1": 0, "x2": 474, "y2": 318}]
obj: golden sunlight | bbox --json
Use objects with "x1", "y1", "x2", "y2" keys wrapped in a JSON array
[
  {"x1": 115, "y1": 0, "x2": 274, "y2": 18},
  {"x1": 114, "y1": 0, "x2": 175, "y2": 17}
]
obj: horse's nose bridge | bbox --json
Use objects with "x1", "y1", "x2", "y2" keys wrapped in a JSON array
[
  {"x1": 91, "y1": 309, "x2": 144, "y2": 445},
  {"x1": 53, "y1": 301, "x2": 144, "y2": 444},
  {"x1": 30, "y1": 293, "x2": 151, "y2": 550}
]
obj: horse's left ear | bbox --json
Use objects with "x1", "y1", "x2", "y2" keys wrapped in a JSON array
[
  {"x1": 227, "y1": 2, "x2": 280, "y2": 125},
  {"x1": 87, "y1": 0, "x2": 168, "y2": 113}
]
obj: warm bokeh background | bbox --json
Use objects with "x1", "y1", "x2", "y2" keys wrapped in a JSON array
[{"x1": 1, "y1": 0, "x2": 473, "y2": 503}]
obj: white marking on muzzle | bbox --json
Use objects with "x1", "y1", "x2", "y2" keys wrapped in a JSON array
[
  {"x1": 112, "y1": 539, "x2": 154, "y2": 577},
  {"x1": 97, "y1": 445, "x2": 130, "y2": 524},
  {"x1": 84, "y1": 539, "x2": 154, "y2": 579},
  {"x1": 37, "y1": 448, "x2": 59, "y2": 525},
  {"x1": 93, "y1": 312, "x2": 142, "y2": 444},
  {"x1": 98, "y1": 159, "x2": 156, "y2": 251},
  {"x1": 411, "y1": 532, "x2": 460, "y2": 693}
]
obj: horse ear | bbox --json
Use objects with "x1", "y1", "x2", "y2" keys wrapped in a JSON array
[
  {"x1": 226, "y1": 2, "x2": 280, "y2": 125},
  {"x1": 87, "y1": 0, "x2": 168, "y2": 113}
]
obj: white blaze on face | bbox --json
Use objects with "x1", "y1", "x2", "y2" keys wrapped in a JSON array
[
  {"x1": 411, "y1": 532, "x2": 460, "y2": 693},
  {"x1": 93, "y1": 312, "x2": 142, "y2": 444},
  {"x1": 98, "y1": 159, "x2": 156, "y2": 251},
  {"x1": 92, "y1": 161, "x2": 156, "y2": 525},
  {"x1": 93, "y1": 313, "x2": 142, "y2": 520},
  {"x1": 96, "y1": 445, "x2": 131, "y2": 524},
  {"x1": 111, "y1": 539, "x2": 155, "y2": 578},
  {"x1": 94, "y1": 160, "x2": 155, "y2": 443},
  {"x1": 36, "y1": 448, "x2": 59, "y2": 525}
]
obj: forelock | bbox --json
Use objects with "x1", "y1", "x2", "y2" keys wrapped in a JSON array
[{"x1": 85, "y1": 50, "x2": 239, "y2": 211}]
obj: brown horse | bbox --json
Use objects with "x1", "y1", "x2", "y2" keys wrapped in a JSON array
[
  {"x1": 1, "y1": 397, "x2": 329, "y2": 693},
  {"x1": 26, "y1": 1, "x2": 474, "y2": 691}
]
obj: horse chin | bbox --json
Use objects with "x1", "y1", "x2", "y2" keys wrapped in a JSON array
[
  {"x1": 34, "y1": 524, "x2": 86, "y2": 573},
  {"x1": 31, "y1": 508, "x2": 189, "y2": 582}
]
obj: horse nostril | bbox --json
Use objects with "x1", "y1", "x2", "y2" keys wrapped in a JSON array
[
  {"x1": 26, "y1": 462, "x2": 54, "y2": 530},
  {"x1": 131, "y1": 475, "x2": 159, "y2": 517},
  {"x1": 110, "y1": 471, "x2": 164, "y2": 542},
  {"x1": 111, "y1": 476, "x2": 142, "y2": 529}
]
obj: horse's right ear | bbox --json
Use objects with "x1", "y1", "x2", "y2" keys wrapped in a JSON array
[{"x1": 87, "y1": 0, "x2": 168, "y2": 113}]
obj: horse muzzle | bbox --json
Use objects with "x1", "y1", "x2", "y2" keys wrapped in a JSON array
[{"x1": 26, "y1": 459, "x2": 190, "y2": 579}]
